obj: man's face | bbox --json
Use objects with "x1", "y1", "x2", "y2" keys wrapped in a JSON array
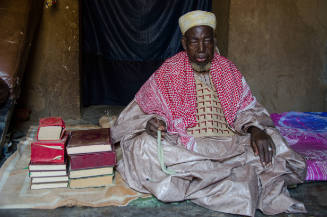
[{"x1": 182, "y1": 25, "x2": 215, "y2": 66}]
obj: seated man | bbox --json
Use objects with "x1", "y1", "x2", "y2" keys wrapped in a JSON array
[{"x1": 111, "y1": 10, "x2": 306, "y2": 216}]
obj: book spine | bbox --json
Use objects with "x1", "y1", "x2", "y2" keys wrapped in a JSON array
[{"x1": 70, "y1": 152, "x2": 116, "y2": 170}]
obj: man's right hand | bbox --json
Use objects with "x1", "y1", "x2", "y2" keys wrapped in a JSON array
[{"x1": 145, "y1": 117, "x2": 167, "y2": 139}]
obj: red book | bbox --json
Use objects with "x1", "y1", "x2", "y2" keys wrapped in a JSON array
[
  {"x1": 31, "y1": 132, "x2": 68, "y2": 164},
  {"x1": 39, "y1": 117, "x2": 65, "y2": 127},
  {"x1": 69, "y1": 150, "x2": 116, "y2": 170},
  {"x1": 37, "y1": 117, "x2": 65, "y2": 141}
]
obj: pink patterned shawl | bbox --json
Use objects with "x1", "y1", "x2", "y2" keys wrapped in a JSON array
[{"x1": 135, "y1": 51, "x2": 254, "y2": 150}]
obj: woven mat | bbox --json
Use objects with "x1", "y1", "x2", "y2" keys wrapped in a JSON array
[{"x1": 0, "y1": 125, "x2": 150, "y2": 209}]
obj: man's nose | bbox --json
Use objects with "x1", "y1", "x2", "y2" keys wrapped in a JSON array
[{"x1": 198, "y1": 41, "x2": 205, "y2": 52}]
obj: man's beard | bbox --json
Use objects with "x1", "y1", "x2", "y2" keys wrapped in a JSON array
[{"x1": 191, "y1": 62, "x2": 211, "y2": 73}]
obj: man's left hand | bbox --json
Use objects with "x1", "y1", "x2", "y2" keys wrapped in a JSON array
[{"x1": 248, "y1": 126, "x2": 276, "y2": 167}]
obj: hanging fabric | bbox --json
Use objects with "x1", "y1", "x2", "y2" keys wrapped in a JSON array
[{"x1": 82, "y1": 0, "x2": 212, "y2": 106}]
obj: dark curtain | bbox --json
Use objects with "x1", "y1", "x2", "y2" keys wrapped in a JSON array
[{"x1": 82, "y1": 0, "x2": 212, "y2": 106}]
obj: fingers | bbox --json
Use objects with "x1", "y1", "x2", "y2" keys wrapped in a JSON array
[
  {"x1": 145, "y1": 121, "x2": 157, "y2": 138},
  {"x1": 150, "y1": 118, "x2": 167, "y2": 131},
  {"x1": 146, "y1": 118, "x2": 167, "y2": 139},
  {"x1": 270, "y1": 137, "x2": 276, "y2": 157},
  {"x1": 263, "y1": 142, "x2": 269, "y2": 165},
  {"x1": 251, "y1": 129, "x2": 275, "y2": 167},
  {"x1": 268, "y1": 137, "x2": 276, "y2": 165},
  {"x1": 251, "y1": 139, "x2": 259, "y2": 156},
  {"x1": 149, "y1": 122, "x2": 159, "y2": 135},
  {"x1": 257, "y1": 140, "x2": 274, "y2": 167},
  {"x1": 268, "y1": 146, "x2": 273, "y2": 166},
  {"x1": 257, "y1": 142, "x2": 265, "y2": 166}
]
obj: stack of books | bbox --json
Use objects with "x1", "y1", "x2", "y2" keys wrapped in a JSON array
[
  {"x1": 67, "y1": 128, "x2": 116, "y2": 189},
  {"x1": 29, "y1": 117, "x2": 68, "y2": 190}
]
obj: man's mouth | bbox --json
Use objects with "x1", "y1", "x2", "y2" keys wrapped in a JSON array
[{"x1": 195, "y1": 57, "x2": 207, "y2": 63}]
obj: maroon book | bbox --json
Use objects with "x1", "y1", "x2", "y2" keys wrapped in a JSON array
[
  {"x1": 67, "y1": 128, "x2": 112, "y2": 155},
  {"x1": 69, "y1": 150, "x2": 116, "y2": 170}
]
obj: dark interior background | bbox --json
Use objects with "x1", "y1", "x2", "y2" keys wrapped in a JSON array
[
  {"x1": 18, "y1": 0, "x2": 327, "y2": 121},
  {"x1": 81, "y1": 0, "x2": 212, "y2": 106}
]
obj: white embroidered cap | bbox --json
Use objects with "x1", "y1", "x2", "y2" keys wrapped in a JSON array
[{"x1": 179, "y1": 10, "x2": 216, "y2": 35}]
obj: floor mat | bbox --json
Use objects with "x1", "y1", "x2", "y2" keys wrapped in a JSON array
[
  {"x1": 271, "y1": 112, "x2": 327, "y2": 181},
  {"x1": 0, "y1": 126, "x2": 150, "y2": 209}
]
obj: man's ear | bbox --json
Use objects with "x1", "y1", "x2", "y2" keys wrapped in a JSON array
[{"x1": 181, "y1": 36, "x2": 187, "y2": 50}]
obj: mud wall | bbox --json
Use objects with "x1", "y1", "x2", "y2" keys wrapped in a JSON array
[
  {"x1": 212, "y1": 0, "x2": 230, "y2": 57},
  {"x1": 228, "y1": 0, "x2": 327, "y2": 113},
  {"x1": 20, "y1": 0, "x2": 80, "y2": 120}
]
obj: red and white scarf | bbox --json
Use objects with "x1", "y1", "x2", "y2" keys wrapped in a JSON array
[{"x1": 135, "y1": 51, "x2": 255, "y2": 150}]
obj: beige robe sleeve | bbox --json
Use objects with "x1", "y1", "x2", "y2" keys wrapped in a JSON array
[
  {"x1": 234, "y1": 101, "x2": 275, "y2": 134},
  {"x1": 234, "y1": 101, "x2": 307, "y2": 185},
  {"x1": 111, "y1": 100, "x2": 152, "y2": 144},
  {"x1": 111, "y1": 99, "x2": 177, "y2": 145}
]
